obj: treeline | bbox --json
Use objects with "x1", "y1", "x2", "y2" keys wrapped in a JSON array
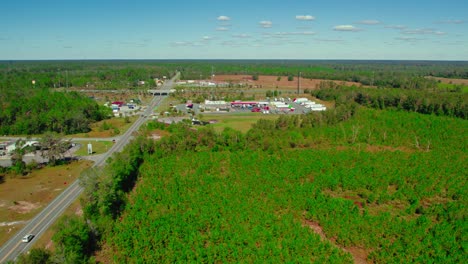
[
  {"x1": 0, "y1": 89, "x2": 111, "y2": 135},
  {"x1": 174, "y1": 60, "x2": 468, "y2": 88},
  {"x1": 0, "y1": 60, "x2": 176, "y2": 91},
  {"x1": 1, "y1": 60, "x2": 467, "y2": 93},
  {"x1": 312, "y1": 83, "x2": 468, "y2": 119}
]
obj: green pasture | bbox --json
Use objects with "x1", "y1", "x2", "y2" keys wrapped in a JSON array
[{"x1": 200, "y1": 113, "x2": 279, "y2": 133}]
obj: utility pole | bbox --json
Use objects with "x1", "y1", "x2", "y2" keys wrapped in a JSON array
[
  {"x1": 211, "y1": 66, "x2": 215, "y2": 99},
  {"x1": 66, "y1": 70, "x2": 69, "y2": 89},
  {"x1": 297, "y1": 71, "x2": 301, "y2": 94}
]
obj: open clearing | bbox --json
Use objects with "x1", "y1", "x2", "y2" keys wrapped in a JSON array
[
  {"x1": 212, "y1": 74, "x2": 363, "y2": 91},
  {"x1": 427, "y1": 76, "x2": 468, "y2": 85},
  {"x1": 200, "y1": 113, "x2": 278, "y2": 133},
  {"x1": 69, "y1": 116, "x2": 137, "y2": 138},
  {"x1": 73, "y1": 140, "x2": 114, "y2": 156},
  {"x1": 0, "y1": 160, "x2": 92, "y2": 245}
]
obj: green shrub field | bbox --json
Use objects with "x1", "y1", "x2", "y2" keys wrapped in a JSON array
[{"x1": 92, "y1": 107, "x2": 467, "y2": 263}]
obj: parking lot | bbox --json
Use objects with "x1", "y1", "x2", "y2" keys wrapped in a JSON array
[{"x1": 174, "y1": 98, "x2": 323, "y2": 116}]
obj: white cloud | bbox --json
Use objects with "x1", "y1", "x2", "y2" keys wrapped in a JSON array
[
  {"x1": 314, "y1": 38, "x2": 345, "y2": 43},
  {"x1": 259, "y1": 21, "x2": 273, "y2": 28},
  {"x1": 202, "y1": 36, "x2": 213, "y2": 41},
  {"x1": 385, "y1": 25, "x2": 407, "y2": 30},
  {"x1": 262, "y1": 32, "x2": 289, "y2": 39},
  {"x1": 220, "y1": 41, "x2": 246, "y2": 47},
  {"x1": 401, "y1": 28, "x2": 446, "y2": 35},
  {"x1": 263, "y1": 31, "x2": 315, "y2": 38},
  {"x1": 437, "y1": 19, "x2": 464, "y2": 24},
  {"x1": 296, "y1": 15, "x2": 315, "y2": 21},
  {"x1": 289, "y1": 31, "x2": 315, "y2": 35},
  {"x1": 232, "y1": 34, "x2": 251, "y2": 38},
  {"x1": 171, "y1": 41, "x2": 204, "y2": 47},
  {"x1": 395, "y1": 37, "x2": 421, "y2": 42},
  {"x1": 357, "y1": 20, "x2": 381, "y2": 25},
  {"x1": 172, "y1": 41, "x2": 192, "y2": 46},
  {"x1": 288, "y1": 41, "x2": 306, "y2": 45},
  {"x1": 217, "y1": 16, "x2": 230, "y2": 21},
  {"x1": 216, "y1": 27, "x2": 229, "y2": 31},
  {"x1": 333, "y1": 25, "x2": 361, "y2": 32}
]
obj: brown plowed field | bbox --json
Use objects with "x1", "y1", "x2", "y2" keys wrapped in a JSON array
[{"x1": 212, "y1": 75, "x2": 363, "y2": 91}]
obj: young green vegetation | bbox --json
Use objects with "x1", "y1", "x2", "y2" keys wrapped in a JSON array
[{"x1": 58, "y1": 101, "x2": 465, "y2": 263}]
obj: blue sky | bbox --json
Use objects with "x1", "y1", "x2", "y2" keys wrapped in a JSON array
[{"x1": 1, "y1": 0, "x2": 467, "y2": 60}]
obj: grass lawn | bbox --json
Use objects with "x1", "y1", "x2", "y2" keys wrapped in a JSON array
[
  {"x1": 69, "y1": 116, "x2": 137, "y2": 138},
  {"x1": 0, "y1": 160, "x2": 92, "y2": 246},
  {"x1": 200, "y1": 113, "x2": 279, "y2": 133},
  {"x1": 73, "y1": 140, "x2": 114, "y2": 156}
]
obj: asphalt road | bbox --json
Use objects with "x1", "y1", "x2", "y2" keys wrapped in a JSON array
[{"x1": 0, "y1": 74, "x2": 177, "y2": 263}]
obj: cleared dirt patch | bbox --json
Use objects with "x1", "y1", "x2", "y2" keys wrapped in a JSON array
[
  {"x1": 335, "y1": 144, "x2": 414, "y2": 153},
  {"x1": 0, "y1": 220, "x2": 28, "y2": 227},
  {"x1": 8, "y1": 201, "x2": 41, "y2": 214},
  {"x1": 303, "y1": 218, "x2": 370, "y2": 264},
  {"x1": 0, "y1": 160, "x2": 92, "y2": 245},
  {"x1": 427, "y1": 77, "x2": 468, "y2": 85},
  {"x1": 365, "y1": 145, "x2": 414, "y2": 153},
  {"x1": 213, "y1": 74, "x2": 363, "y2": 90}
]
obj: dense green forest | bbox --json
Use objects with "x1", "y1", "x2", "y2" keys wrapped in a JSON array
[
  {"x1": 36, "y1": 104, "x2": 463, "y2": 263},
  {"x1": 311, "y1": 83, "x2": 468, "y2": 119},
  {"x1": 0, "y1": 89, "x2": 110, "y2": 135}
]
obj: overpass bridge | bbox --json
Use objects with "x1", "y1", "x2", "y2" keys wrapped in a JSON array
[{"x1": 148, "y1": 88, "x2": 175, "y2": 96}]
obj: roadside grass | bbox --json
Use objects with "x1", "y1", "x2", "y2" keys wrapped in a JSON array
[
  {"x1": 69, "y1": 116, "x2": 137, "y2": 138},
  {"x1": 73, "y1": 140, "x2": 114, "y2": 156},
  {"x1": 0, "y1": 160, "x2": 92, "y2": 246},
  {"x1": 200, "y1": 113, "x2": 278, "y2": 133},
  {"x1": 156, "y1": 98, "x2": 180, "y2": 114},
  {"x1": 32, "y1": 199, "x2": 82, "y2": 252}
]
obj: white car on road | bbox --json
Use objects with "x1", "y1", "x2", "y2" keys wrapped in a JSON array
[{"x1": 21, "y1": 234, "x2": 34, "y2": 243}]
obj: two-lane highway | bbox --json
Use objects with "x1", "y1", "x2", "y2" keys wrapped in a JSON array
[{"x1": 0, "y1": 73, "x2": 177, "y2": 263}]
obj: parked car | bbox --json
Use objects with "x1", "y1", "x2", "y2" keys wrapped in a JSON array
[{"x1": 251, "y1": 107, "x2": 261, "y2": 112}]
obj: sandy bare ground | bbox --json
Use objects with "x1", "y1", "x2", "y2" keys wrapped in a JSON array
[
  {"x1": 212, "y1": 74, "x2": 363, "y2": 91},
  {"x1": 426, "y1": 77, "x2": 468, "y2": 85},
  {"x1": 303, "y1": 218, "x2": 369, "y2": 264},
  {"x1": 0, "y1": 220, "x2": 28, "y2": 227},
  {"x1": 8, "y1": 201, "x2": 41, "y2": 214}
]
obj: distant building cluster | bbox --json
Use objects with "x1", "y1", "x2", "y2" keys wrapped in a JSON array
[
  {"x1": 175, "y1": 80, "x2": 231, "y2": 87},
  {"x1": 183, "y1": 98, "x2": 327, "y2": 115},
  {"x1": 105, "y1": 99, "x2": 142, "y2": 117}
]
